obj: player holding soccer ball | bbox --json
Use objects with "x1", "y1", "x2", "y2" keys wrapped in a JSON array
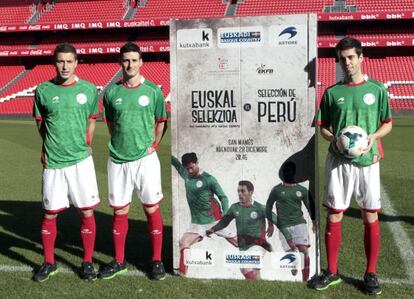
[
  {"x1": 99, "y1": 43, "x2": 168, "y2": 280},
  {"x1": 33, "y1": 43, "x2": 100, "y2": 282},
  {"x1": 172, "y1": 153, "x2": 237, "y2": 275},
  {"x1": 313, "y1": 37, "x2": 392, "y2": 295}
]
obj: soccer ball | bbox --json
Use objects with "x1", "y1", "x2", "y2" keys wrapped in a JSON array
[{"x1": 336, "y1": 126, "x2": 368, "y2": 158}]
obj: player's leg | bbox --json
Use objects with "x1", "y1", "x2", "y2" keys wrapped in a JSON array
[
  {"x1": 33, "y1": 167, "x2": 69, "y2": 282},
  {"x1": 99, "y1": 159, "x2": 132, "y2": 279},
  {"x1": 313, "y1": 153, "x2": 350, "y2": 290},
  {"x1": 241, "y1": 268, "x2": 260, "y2": 280},
  {"x1": 68, "y1": 156, "x2": 100, "y2": 280},
  {"x1": 138, "y1": 153, "x2": 165, "y2": 280},
  {"x1": 297, "y1": 245, "x2": 310, "y2": 282},
  {"x1": 178, "y1": 232, "x2": 203, "y2": 275},
  {"x1": 356, "y1": 162, "x2": 382, "y2": 295}
]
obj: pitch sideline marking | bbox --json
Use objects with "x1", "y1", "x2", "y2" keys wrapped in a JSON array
[{"x1": 381, "y1": 185, "x2": 414, "y2": 281}]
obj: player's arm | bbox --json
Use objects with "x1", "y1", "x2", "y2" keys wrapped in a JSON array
[
  {"x1": 206, "y1": 213, "x2": 234, "y2": 236},
  {"x1": 171, "y1": 155, "x2": 188, "y2": 178},
  {"x1": 303, "y1": 189, "x2": 317, "y2": 233},
  {"x1": 363, "y1": 121, "x2": 392, "y2": 154},
  {"x1": 153, "y1": 120, "x2": 167, "y2": 151},
  {"x1": 36, "y1": 120, "x2": 46, "y2": 141},
  {"x1": 86, "y1": 118, "x2": 96, "y2": 154},
  {"x1": 210, "y1": 178, "x2": 229, "y2": 213},
  {"x1": 265, "y1": 191, "x2": 277, "y2": 224}
]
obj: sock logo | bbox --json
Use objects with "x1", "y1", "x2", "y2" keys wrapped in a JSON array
[
  {"x1": 150, "y1": 229, "x2": 162, "y2": 235},
  {"x1": 81, "y1": 229, "x2": 92, "y2": 234},
  {"x1": 41, "y1": 229, "x2": 51, "y2": 235},
  {"x1": 113, "y1": 229, "x2": 120, "y2": 235}
]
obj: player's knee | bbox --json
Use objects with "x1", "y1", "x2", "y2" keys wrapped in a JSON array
[
  {"x1": 114, "y1": 205, "x2": 130, "y2": 215},
  {"x1": 144, "y1": 204, "x2": 159, "y2": 215},
  {"x1": 80, "y1": 209, "x2": 94, "y2": 218},
  {"x1": 362, "y1": 211, "x2": 378, "y2": 223},
  {"x1": 44, "y1": 213, "x2": 58, "y2": 220},
  {"x1": 328, "y1": 211, "x2": 343, "y2": 223}
]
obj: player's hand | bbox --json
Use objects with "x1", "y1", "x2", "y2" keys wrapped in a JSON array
[
  {"x1": 361, "y1": 134, "x2": 375, "y2": 155},
  {"x1": 266, "y1": 223, "x2": 274, "y2": 237},
  {"x1": 331, "y1": 135, "x2": 341, "y2": 155},
  {"x1": 287, "y1": 239, "x2": 298, "y2": 252},
  {"x1": 87, "y1": 146, "x2": 93, "y2": 156},
  {"x1": 205, "y1": 229, "x2": 214, "y2": 237}
]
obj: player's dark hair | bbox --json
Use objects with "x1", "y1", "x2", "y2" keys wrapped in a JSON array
[
  {"x1": 239, "y1": 180, "x2": 254, "y2": 192},
  {"x1": 53, "y1": 43, "x2": 77, "y2": 61},
  {"x1": 335, "y1": 37, "x2": 363, "y2": 58},
  {"x1": 120, "y1": 42, "x2": 142, "y2": 58},
  {"x1": 181, "y1": 152, "x2": 198, "y2": 166}
]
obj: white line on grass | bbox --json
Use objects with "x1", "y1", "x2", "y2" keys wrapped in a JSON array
[{"x1": 381, "y1": 185, "x2": 414, "y2": 281}]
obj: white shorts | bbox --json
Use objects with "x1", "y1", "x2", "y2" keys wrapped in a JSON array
[
  {"x1": 280, "y1": 223, "x2": 309, "y2": 251},
  {"x1": 187, "y1": 221, "x2": 236, "y2": 238},
  {"x1": 323, "y1": 152, "x2": 381, "y2": 212},
  {"x1": 107, "y1": 152, "x2": 163, "y2": 208},
  {"x1": 42, "y1": 156, "x2": 100, "y2": 213}
]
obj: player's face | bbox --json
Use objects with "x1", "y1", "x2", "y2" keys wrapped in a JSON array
[
  {"x1": 185, "y1": 162, "x2": 200, "y2": 177},
  {"x1": 338, "y1": 48, "x2": 363, "y2": 78},
  {"x1": 54, "y1": 52, "x2": 78, "y2": 84},
  {"x1": 238, "y1": 185, "x2": 253, "y2": 206},
  {"x1": 120, "y1": 51, "x2": 142, "y2": 80}
]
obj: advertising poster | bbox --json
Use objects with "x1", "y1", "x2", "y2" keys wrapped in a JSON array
[{"x1": 170, "y1": 14, "x2": 318, "y2": 281}]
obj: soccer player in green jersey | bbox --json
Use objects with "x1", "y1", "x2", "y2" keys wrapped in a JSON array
[
  {"x1": 266, "y1": 161, "x2": 316, "y2": 282},
  {"x1": 99, "y1": 43, "x2": 168, "y2": 281},
  {"x1": 172, "y1": 152, "x2": 237, "y2": 275},
  {"x1": 313, "y1": 37, "x2": 392, "y2": 295},
  {"x1": 32, "y1": 43, "x2": 100, "y2": 282},
  {"x1": 206, "y1": 181, "x2": 275, "y2": 280}
]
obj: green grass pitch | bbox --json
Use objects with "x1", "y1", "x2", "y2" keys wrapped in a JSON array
[{"x1": 0, "y1": 118, "x2": 413, "y2": 298}]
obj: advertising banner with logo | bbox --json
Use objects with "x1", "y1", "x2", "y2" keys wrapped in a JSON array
[{"x1": 170, "y1": 15, "x2": 318, "y2": 281}]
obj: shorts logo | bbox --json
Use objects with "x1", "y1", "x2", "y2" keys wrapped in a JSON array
[
  {"x1": 76, "y1": 93, "x2": 87, "y2": 105},
  {"x1": 296, "y1": 191, "x2": 302, "y2": 197},
  {"x1": 138, "y1": 95, "x2": 150, "y2": 107},
  {"x1": 363, "y1": 93, "x2": 376, "y2": 105},
  {"x1": 250, "y1": 211, "x2": 258, "y2": 219},
  {"x1": 43, "y1": 198, "x2": 49, "y2": 205},
  {"x1": 196, "y1": 180, "x2": 203, "y2": 188}
]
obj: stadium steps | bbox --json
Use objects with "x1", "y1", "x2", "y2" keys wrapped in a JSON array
[{"x1": 0, "y1": 70, "x2": 29, "y2": 96}]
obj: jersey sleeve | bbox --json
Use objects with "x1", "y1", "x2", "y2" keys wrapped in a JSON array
[
  {"x1": 154, "y1": 87, "x2": 168, "y2": 123},
  {"x1": 379, "y1": 84, "x2": 392, "y2": 123},
  {"x1": 265, "y1": 188, "x2": 277, "y2": 224},
  {"x1": 89, "y1": 86, "x2": 100, "y2": 119},
  {"x1": 33, "y1": 88, "x2": 44, "y2": 120},
  {"x1": 209, "y1": 176, "x2": 229, "y2": 213},
  {"x1": 211, "y1": 205, "x2": 235, "y2": 232},
  {"x1": 171, "y1": 155, "x2": 188, "y2": 179},
  {"x1": 301, "y1": 186, "x2": 315, "y2": 221},
  {"x1": 316, "y1": 90, "x2": 330, "y2": 127},
  {"x1": 102, "y1": 89, "x2": 112, "y2": 121}
]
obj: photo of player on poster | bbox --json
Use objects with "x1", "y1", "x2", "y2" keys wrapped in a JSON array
[
  {"x1": 171, "y1": 153, "x2": 237, "y2": 275},
  {"x1": 266, "y1": 161, "x2": 316, "y2": 281}
]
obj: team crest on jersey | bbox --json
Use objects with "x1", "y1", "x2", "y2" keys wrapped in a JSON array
[
  {"x1": 196, "y1": 180, "x2": 203, "y2": 188},
  {"x1": 138, "y1": 95, "x2": 150, "y2": 107},
  {"x1": 296, "y1": 191, "x2": 302, "y2": 197},
  {"x1": 76, "y1": 93, "x2": 87, "y2": 105},
  {"x1": 250, "y1": 211, "x2": 258, "y2": 219},
  {"x1": 363, "y1": 93, "x2": 376, "y2": 105},
  {"x1": 337, "y1": 97, "x2": 345, "y2": 105}
]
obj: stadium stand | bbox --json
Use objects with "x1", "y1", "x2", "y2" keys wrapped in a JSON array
[
  {"x1": 132, "y1": 0, "x2": 228, "y2": 19},
  {"x1": 346, "y1": 0, "x2": 414, "y2": 11},
  {"x1": 37, "y1": 0, "x2": 128, "y2": 23},
  {"x1": 0, "y1": 0, "x2": 35, "y2": 25},
  {"x1": 1, "y1": 0, "x2": 414, "y2": 114}
]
